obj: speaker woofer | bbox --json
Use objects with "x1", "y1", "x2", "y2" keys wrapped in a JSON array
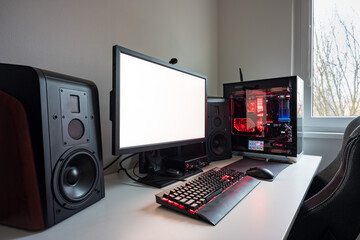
[
  {"x1": 209, "y1": 132, "x2": 227, "y2": 156},
  {"x1": 53, "y1": 149, "x2": 99, "y2": 209}
]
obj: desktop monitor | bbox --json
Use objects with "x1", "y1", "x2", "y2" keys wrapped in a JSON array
[{"x1": 110, "y1": 46, "x2": 207, "y2": 156}]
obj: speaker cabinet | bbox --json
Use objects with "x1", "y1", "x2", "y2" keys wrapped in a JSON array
[
  {"x1": 0, "y1": 63, "x2": 104, "y2": 230},
  {"x1": 206, "y1": 97, "x2": 232, "y2": 161}
]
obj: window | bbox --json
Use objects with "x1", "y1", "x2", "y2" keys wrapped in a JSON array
[
  {"x1": 313, "y1": 0, "x2": 360, "y2": 117},
  {"x1": 295, "y1": 0, "x2": 358, "y2": 132}
]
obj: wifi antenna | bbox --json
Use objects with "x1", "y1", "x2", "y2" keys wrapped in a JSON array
[{"x1": 239, "y1": 68, "x2": 244, "y2": 82}]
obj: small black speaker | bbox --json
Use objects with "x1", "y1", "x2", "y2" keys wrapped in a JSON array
[
  {"x1": 206, "y1": 97, "x2": 232, "y2": 161},
  {"x1": 0, "y1": 63, "x2": 104, "y2": 230}
]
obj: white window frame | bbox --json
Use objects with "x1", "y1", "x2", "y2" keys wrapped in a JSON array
[{"x1": 293, "y1": 0, "x2": 355, "y2": 133}]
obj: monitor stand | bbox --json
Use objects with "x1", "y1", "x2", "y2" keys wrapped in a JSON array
[
  {"x1": 138, "y1": 167, "x2": 202, "y2": 188},
  {"x1": 137, "y1": 145, "x2": 208, "y2": 188}
]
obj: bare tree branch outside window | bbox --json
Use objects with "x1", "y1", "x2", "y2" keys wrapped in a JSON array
[{"x1": 313, "y1": 0, "x2": 360, "y2": 117}]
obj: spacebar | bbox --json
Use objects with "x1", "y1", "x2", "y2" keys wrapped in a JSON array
[{"x1": 196, "y1": 176, "x2": 260, "y2": 225}]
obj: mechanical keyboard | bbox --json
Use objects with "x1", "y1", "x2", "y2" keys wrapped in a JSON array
[{"x1": 155, "y1": 166, "x2": 260, "y2": 225}]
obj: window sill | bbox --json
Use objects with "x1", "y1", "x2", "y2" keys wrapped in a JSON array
[{"x1": 303, "y1": 131, "x2": 343, "y2": 140}]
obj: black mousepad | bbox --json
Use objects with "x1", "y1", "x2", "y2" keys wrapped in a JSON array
[{"x1": 225, "y1": 157, "x2": 291, "y2": 181}]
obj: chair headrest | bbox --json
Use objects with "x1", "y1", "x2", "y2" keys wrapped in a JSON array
[
  {"x1": 344, "y1": 116, "x2": 360, "y2": 139},
  {"x1": 350, "y1": 125, "x2": 360, "y2": 139}
]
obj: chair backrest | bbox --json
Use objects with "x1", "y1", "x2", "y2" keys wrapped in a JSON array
[
  {"x1": 290, "y1": 117, "x2": 360, "y2": 239},
  {"x1": 303, "y1": 124, "x2": 360, "y2": 211},
  {"x1": 316, "y1": 117, "x2": 360, "y2": 185}
]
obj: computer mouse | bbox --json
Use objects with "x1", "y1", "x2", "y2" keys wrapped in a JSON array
[{"x1": 246, "y1": 167, "x2": 274, "y2": 180}]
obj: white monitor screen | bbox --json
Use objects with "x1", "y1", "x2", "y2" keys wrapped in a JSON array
[{"x1": 112, "y1": 46, "x2": 207, "y2": 155}]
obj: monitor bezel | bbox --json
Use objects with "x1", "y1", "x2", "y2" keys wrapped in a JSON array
[{"x1": 111, "y1": 45, "x2": 207, "y2": 156}]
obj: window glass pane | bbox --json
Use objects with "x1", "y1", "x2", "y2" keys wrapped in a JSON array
[{"x1": 313, "y1": 0, "x2": 360, "y2": 117}]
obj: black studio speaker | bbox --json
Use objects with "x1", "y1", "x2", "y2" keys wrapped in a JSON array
[
  {"x1": 0, "y1": 63, "x2": 104, "y2": 230},
  {"x1": 206, "y1": 97, "x2": 232, "y2": 161}
]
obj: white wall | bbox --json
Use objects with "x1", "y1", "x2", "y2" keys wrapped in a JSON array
[
  {"x1": 0, "y1": 0, "x2": 218, "y2": 172},
  {"x1": 0, "y1": 0, "x2": 343, "y2": 174},
  {"x1": 218, "y1": 0, "x2": 293, "y2": 92}
]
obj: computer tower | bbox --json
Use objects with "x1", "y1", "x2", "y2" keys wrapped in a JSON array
[
  {"x1": 0, "y1": 63, "x2": 104, "y2": 230},
  {"x1": 223, "y1": 76, "x2": 303, "y2": 162}
]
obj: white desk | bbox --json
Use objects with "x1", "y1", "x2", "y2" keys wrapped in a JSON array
[{"x1": 0, "y1": 155, "x2": 321, "y2": 240}]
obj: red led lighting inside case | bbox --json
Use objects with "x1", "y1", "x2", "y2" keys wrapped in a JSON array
[
  {"x1": 256, "y1": 97, "x2": 264, "y2": 117},
  {"x1": 257, "y1": 118, "x2": 264, "y2": 132},
  {"x1": 226, "y1": 81, "x2": 297, "y2": 155},
  {"x1": 234, "y1": 118, "x2": 255, "y2": 132},
  {"x1": 247, "y1": 100, "x2": 256, "y2": 112}
]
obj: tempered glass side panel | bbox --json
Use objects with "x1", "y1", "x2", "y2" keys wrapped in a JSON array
[
  {"x1": 223, "y1": 76, "x2": 301, "y2": 158},
  {"x1": 297, "y1": 76, "x2": 304, "y2": 155}
]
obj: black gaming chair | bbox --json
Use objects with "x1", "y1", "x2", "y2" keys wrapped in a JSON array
[{"x1": 287, "y1": 116, "x2": 360, "y2": 240}]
